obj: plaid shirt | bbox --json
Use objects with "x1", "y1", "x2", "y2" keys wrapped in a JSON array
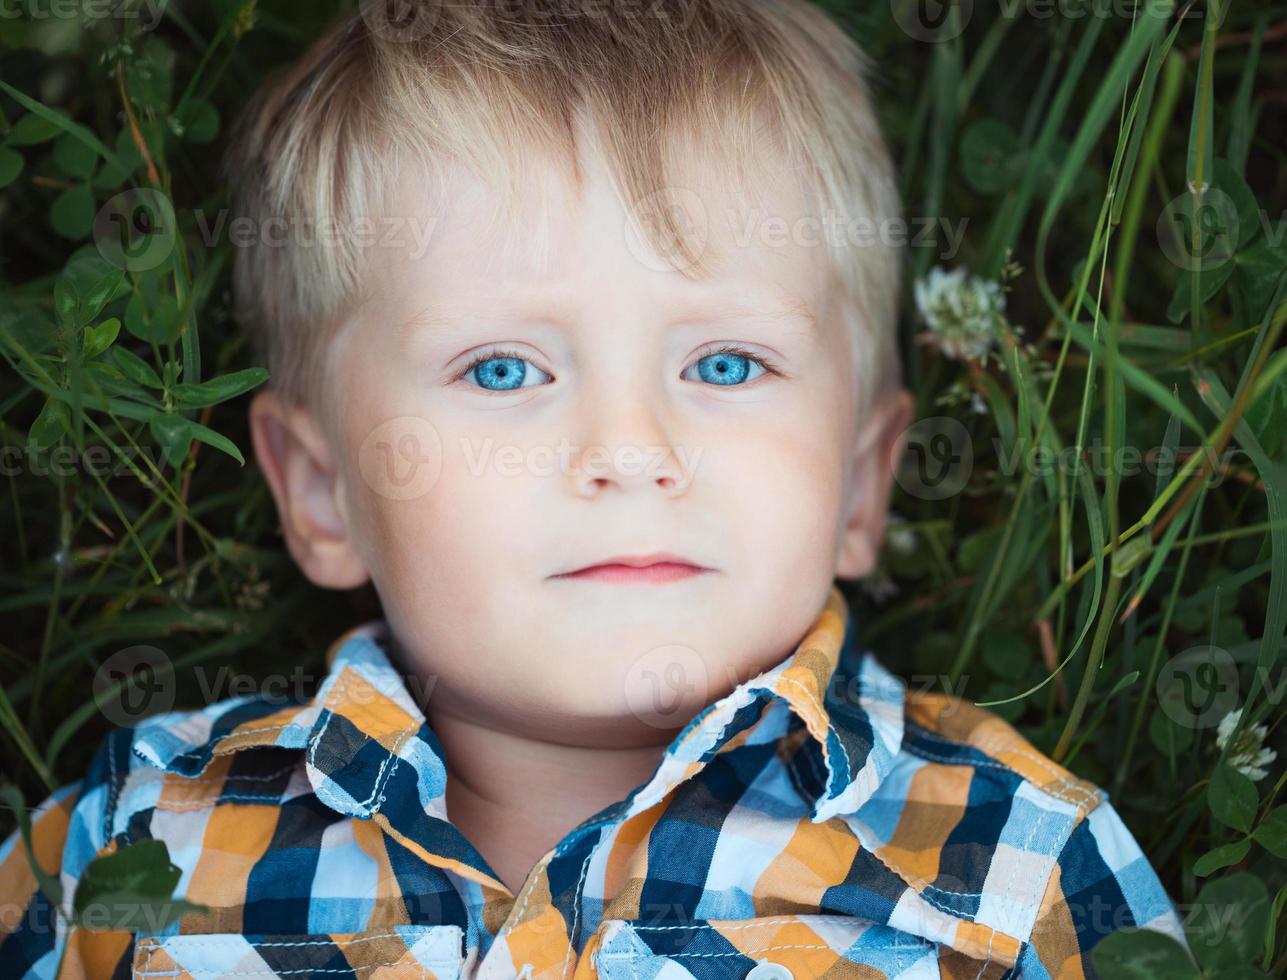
[{"x1": 2, "y1": 584, "x2": 1189, "y2": 979}]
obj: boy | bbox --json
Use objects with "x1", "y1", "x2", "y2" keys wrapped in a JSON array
[{"x1": 2, "y1": 1, "x2": 1189, "y2": 977}]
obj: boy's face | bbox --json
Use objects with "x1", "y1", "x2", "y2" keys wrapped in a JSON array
[{"x1": 250, "y1": 139, "x2": 912, "y2": 744}]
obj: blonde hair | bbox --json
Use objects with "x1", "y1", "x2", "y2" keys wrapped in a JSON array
[{"x1": 223, "y1": 0, "x2": 903, "y2": 427}]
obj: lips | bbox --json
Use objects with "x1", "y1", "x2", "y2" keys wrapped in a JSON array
[{"x1": 552, "y1": 552, "x2": 712, "y2": 583}]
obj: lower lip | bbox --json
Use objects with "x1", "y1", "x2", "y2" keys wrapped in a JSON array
[{"x1": 554, "y1": 563, "x2": 710, "y2": 584}]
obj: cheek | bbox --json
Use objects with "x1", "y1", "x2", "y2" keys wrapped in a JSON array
[{"x1": 705, "y1": 408, "x2": 848, "y2": 554}]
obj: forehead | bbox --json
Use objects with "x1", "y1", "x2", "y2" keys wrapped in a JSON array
[{"x1": 372, "y1": 134, "x2": 837, "y2": 318}]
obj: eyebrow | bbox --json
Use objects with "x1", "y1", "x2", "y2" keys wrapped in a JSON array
[{"x1": 396, "y1": 287, "x2": 819, "y2": 349}]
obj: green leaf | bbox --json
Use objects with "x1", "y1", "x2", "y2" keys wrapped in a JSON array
[
  {"x1": 1193, "y1": 838, "x2": 1250, "y2": 877},
  {"x1": 110, "y1": 347, "x2": 163, "y2": 389},
  {"x1": 72, "y1": 839, "x2": 206, "y2": 933},
  {"x1": 81, "y1": 270, "x2": 126, "y2": 322},
  {"x1": 7, "y1": 111, "x2": 63, "y2": 146},
  {"x1": 124, "y1": 289, "x2": 180, "y2": 345},
  {"x1": 27, "y1": 397, "x2": 69, "y2": 451},
  {"x1": 1149, "y1": 707, "x2": 1194, "y2": 756},
  {"x1": 1187, "y1": 872, "x2": 1270, "y2": 971},
  {"x1": 171, "y1": 368, "x2": 269, "y2": 409},
  {"x1": 187, "y1": 420, "x2": 246, "y2": 467},
  {"x1": 1090, "y1": 927, "x2": 1199, "y2": 979},
  {"x1": 0, "y1": 146, "x2": 23, "y2": 188},
  {"x1": 981, "y1": 631, "x2": 1029, "y2": 677},
  {"x1": 82, "y1": 318, "x2": 120, "y2": 360},
  {"x1": 1212, "y1": 159, "x2": 1262, "y2": 251},
  {"x1": 172, "y1": 99, "x2": 219, "y2": 144},
  {"x1": 1234, "y1": 229, "x2": 1287, "y2": 325},
  {"x1": 148, "y1": 413, "x2": 195, "y2": 468},
  {"x1": 1166, "y1": 261, "x2": 1235, "y2": 324},
  {"x1": 53, "y1": 277, "x2": 79, "y2": 326},
  {"x1": 125, "y1": 37, "x2": 175, "y2": 112},
  {"x1": 0, "y1": 81, "x2": 128, "y2": 176},
  {"x1": 50, "y1": 184, "x2": 95, "y2": 240},
  {"x1": 52, "y1": 131, "x2": 97, "y2": 180},
  {"x1": 1209, "y1": 763, "x2": 1259, "y2": 833},
  {"x1": 1252, "y1": 805, "x2": 1287, "y2": 858},
  {"x1": 960, "y1": 118, "x2": 1019, "y2": 195}
]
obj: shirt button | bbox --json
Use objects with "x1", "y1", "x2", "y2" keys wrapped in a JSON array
[{"x1": 745, "y1": 963, "x2": 794, "y2": 980}]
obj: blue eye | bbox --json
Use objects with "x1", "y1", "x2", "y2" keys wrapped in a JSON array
[
  {"x1": 460, "y1": 351, "x2": 550, "y2": 391},
  {"x1": 685, "y1": 347, "x2": 770, "y2": 386}
]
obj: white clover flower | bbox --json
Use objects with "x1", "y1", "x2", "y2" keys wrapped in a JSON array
[
  {"x1": 913, "y1": 265, "x2": 1006, "y2": 361},
  {"x1": 885, "y1": 513, "x2": 918, "y2": 556},
  {"x1": 1216, "y1": 708, "x2": 1277, "y2": 782}
]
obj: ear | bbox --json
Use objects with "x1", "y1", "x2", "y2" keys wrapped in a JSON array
[
  {"x1": 835, "y1": 387, "x2": 915, "y2": 581},
  {"x1": 248, "y1": 389, "x2": 371, "y2": 590}
]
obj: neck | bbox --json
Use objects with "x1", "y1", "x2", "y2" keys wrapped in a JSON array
[{"x1": 425, "y1": 698, "x2": 676, "y2": 894}]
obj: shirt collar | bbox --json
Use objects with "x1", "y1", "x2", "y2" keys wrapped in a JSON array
[{"x1": 133, "y1": 583, "x2": 905, "y2": 830}]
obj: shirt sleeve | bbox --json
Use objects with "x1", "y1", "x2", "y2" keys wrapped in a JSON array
[
  {"x1": 1, "y1": 732, "x2": 139, "y2": 978},
  {"x1": 1014, "y1": 796, "x2": 1194, "y2": 978}
]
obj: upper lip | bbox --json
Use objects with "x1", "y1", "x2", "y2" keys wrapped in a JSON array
[{"x1": 560, "y1": 552, "x2": 707, "y2": 574}]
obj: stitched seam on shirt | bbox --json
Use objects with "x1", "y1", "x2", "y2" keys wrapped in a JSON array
[
  {"x1": 134, "y1": 962, "x2": 458, "y2": 977},
  {"x1": 559, "y1": 845, "x2": 595, "y2": 980},
  {"x1": 628, "y1": 916, "x2": 874, "y2": 932},
  {"x1": 366, "y1": 724, "x2": 416, "y2": 812},
  {"x1": 513, "y1": 851, "x2": 556, "y2": 926},
  {"x1": 177, "y1": 763, "x2": 298, "y2": 785},
  {"x1": 776, "y1": 676, "x2": 851, "y2": 782},
  {"x1": 152, "y1": 792, "x2": 284, "y2": 812},
  {"x1": 904, "y1": 726, "x2": 1102, "y2": 808},
  {"x1": 104, "y1": 730, "x2": 120, "y2": 844},
  {"x1": 900, "y1": 740, "x2": 1099, "y2": 809},
  {"x1": 601, "y1": 943, "x2": 836, "y2": 960}
]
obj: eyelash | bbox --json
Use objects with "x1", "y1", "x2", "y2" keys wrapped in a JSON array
[{"x1": 452, "y1": 344, "x2": 782, "y2": 387}]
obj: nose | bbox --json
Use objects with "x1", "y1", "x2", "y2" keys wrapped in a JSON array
[{"x1": 568, "y1": 381, "x2": 691, "y2": 498}]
